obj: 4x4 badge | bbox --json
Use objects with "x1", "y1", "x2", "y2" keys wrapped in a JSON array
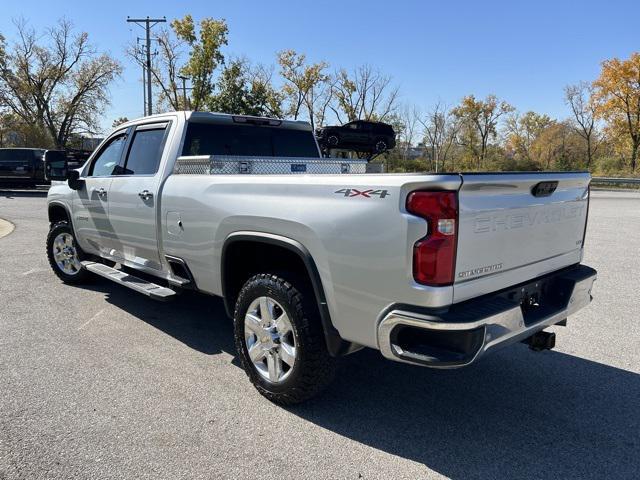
[{"x1": 334, "y1": 188, "x2": 390, "y2": 198}]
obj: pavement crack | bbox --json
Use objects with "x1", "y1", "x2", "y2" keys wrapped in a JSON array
[{"x1": 77, "y1": 309, "x2": 105, "y2": 331}]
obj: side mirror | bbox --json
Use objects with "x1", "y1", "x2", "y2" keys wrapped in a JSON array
[
  {"x1": 45, "y1": 150, "x2": 69, "y2": 181},
  {"x1": 67, "y1": 170, "x2": 84, "y2": 190}
]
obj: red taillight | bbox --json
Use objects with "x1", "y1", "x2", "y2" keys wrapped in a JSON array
[{"x1": 406, "y1": 191, "x2": 458, "y2": 286}]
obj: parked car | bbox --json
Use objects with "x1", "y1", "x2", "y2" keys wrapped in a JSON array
[
  {"x1": 0, "y1": 148, "x2": 47, "y2": 185},
  {"x1": 315, "y1": 120, "x2": 396, "y2": 153},
  {"x1": 45, "y1": 111, "x2": 596, "y2": 405}
]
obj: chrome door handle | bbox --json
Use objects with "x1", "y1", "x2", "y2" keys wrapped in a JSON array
[
  {"x1": 138, "y1": 190, "x2": 153, "y2": 200},
  {"x1": 97, "y1": 188, "x2": 107, "y2": 198}
]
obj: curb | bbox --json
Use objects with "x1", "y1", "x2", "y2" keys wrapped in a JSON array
[{"x1": 0, "y1": 218, "x2": 15, "y2": 239}]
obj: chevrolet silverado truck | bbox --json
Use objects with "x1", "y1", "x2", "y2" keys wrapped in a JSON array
[{"x1": 44, "y1": 111, "x2": 597, "y2": 405}]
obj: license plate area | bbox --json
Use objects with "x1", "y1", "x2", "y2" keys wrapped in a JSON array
[{"x1": 498, "y1": 276, "x2": 569, "y2": 326}]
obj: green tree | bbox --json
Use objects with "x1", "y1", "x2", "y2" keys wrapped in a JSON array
[
  {"x1": 138, "y1": 15, "x2": 228, "y2": 111},
  {"x1": 0, "y1": 111, "x2": 52, "y2": 148},
  {"x1": 207, "y1": 59, "x2": 283, "y2": 117},
  {"x1": 172, "y1": 15, "x2": 228, "y2": 111},
  {"x1": 111, "y1": 116, "x2": 129, "y2": 128},
  {"x1": 0, "y1": 20, "x2": 121, "y2": 147},
  {"x1": 277, "y1": 49, "x2": 329, "y2": 129}
]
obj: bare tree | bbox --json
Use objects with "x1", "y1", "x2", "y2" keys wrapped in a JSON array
[
  {"x1": 141, "y1": 27, "x2": 184, "y2": 111},
  {"x1": 0, "y1": 19, "x2": 121, "y2": 147},
  {"x1": 311, "y1": 74, "x2": 335, "y2": 128},
  {"x1": 420, "y1": 102, "x2": 460, "y2": 172},
  {"x1": 247, "y1": 63, "x2": 285, "y2": 118},
  {"x1": 398, "y1": 104, "x2": 420, "y2": 160},
  {"x1": 565, "y1": 81, "x2": 599, "y2": 168},
  {"x1": 330, "y1": 65, "x2": 400, "y2": 123}
]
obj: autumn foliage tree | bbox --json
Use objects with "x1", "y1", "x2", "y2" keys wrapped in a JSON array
[
  {"x1": 453, "y1": 95, "x2": 514, "y2": 168},
  {"x1": 0, "y1": 19, "x2": 121, "y2": 148},
  {"x1": 505, "y1": 111, "x2": 554, "y2": 164},
  {"x1": 592, "y1": 53, "x2": 640, "y2": 171}
]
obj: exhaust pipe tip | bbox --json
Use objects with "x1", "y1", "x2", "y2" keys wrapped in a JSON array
[{"x1": 523, "y1": 330, "x2": 556, "y2": 351}]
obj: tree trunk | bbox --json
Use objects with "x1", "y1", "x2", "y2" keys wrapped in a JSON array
[{"x1": 631, "y1": 142, "x2": 638, "y2": 172}]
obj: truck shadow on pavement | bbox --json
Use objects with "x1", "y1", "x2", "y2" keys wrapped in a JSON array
[
  {"x1": 85, "y1": 279, "x2": 236, "y2": 358},
  {"x1": 86, "y1": 279, "x2": 638, "y2": 480}
]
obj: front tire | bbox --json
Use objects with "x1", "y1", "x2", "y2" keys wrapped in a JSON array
[
  {"x1": 46, "y1": 221, "x2": 92, "y2": 284},
  {"x1": 233, "y1": 274, "x2": 336, "y2": 405}
]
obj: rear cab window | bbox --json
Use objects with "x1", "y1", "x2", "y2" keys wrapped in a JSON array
[
  {"x1": 121, "y1": 124, "x2": 169, "y2": 175},
  {"x1": 182, "y1": 122, "x2": 320, "y2": 158}
]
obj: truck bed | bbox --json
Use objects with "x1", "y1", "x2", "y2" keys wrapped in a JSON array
[{"x1": 160, "y1": 169, "x2": 590, "y2": 349}]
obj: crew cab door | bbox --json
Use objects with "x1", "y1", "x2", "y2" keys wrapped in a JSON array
[
  {"x1": 107, "y1": 122, "x2": 170, "y2": 270},
  {"x1": 72, "y1": 132, "x2": 128, "y2": 256}
]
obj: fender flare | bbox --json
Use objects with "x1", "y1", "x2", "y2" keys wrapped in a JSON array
[
  {"x1": 48, "y1": 201, "x2": 75, "y2": 231},
  {"x1": 221, "y1": 231, "x2": 358, "y2": 357}
]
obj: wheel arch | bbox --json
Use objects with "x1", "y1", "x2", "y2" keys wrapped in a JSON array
[
  {"x1": 221, "y1": 232, "x2": 358, "y2": 357},
  {"x1": 48, "y1": 202, "x2": 72, "y2": 226}
]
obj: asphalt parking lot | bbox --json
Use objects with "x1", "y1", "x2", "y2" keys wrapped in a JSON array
[{"x1": 0, "y1": 190, "x2": 638, "y2": 480}]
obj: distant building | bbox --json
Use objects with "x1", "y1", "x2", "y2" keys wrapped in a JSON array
[{"x1": 68, "y1": 136, "x2": 103, "y2": 151}]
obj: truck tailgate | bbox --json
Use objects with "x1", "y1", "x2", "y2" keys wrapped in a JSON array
[{"x1": 453, "y1": 172, "x2": 590, "y2": 303}]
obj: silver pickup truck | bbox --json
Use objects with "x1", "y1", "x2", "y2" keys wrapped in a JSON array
[{"x1": 45, "y1": 111, "x2": 597, "y2": 404}]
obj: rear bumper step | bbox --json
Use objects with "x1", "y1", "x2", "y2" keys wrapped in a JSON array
[
  {"x1": 377, "y1": 264, "x2": 596, "y2": 368},
  {"x1": 82, "y1": 261, "x2": 176, "y2": 301}
]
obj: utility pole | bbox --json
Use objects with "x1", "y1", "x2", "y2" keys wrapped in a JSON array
[
  {"x1": 127, "y1": 16, "x2": 166, "y2": 116},
  {"x1": 177, "y1": 75, "x2": 190, "y2": 110},
  {"x1": 136, "y1": 37, "x2": 147, "y2": 116}
]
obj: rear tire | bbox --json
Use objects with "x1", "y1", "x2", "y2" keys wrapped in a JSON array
[
  {"x1": 46, "y1": 221, "x2": 92, "y2": 284},
  {"x1": 327, "y1": 134, "x2": 339, "y2": 147},
  {"x1": 233, "y1": 273, "x2": 336, "y2": 405},
  {"x1": 374, "y1": 138, "x2": 388, "y2": 152}
]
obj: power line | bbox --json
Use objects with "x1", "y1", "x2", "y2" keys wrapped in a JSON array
[{"x1": 126, "y1": 16, "x2": 166, "y2": 116}]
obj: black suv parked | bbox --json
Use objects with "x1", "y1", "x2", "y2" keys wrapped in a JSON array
[
  {"x1": 0, "y1": 148, "x2": 47, "y2": 185},
  {"x1": 315, "y1": 120, "x2": 396, "y2": 153}
]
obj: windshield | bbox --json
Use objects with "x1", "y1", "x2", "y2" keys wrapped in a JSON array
[{"x1": 182, "y1": 122, "x2": 320, "y2": 158}]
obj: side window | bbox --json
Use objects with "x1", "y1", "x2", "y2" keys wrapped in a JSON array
[
  {"x1": 88, "y1": 135, "x2": 126, "y2": 177},
  {"x1": 121, "y1": 127, "x2": 167, "y2": 175}
]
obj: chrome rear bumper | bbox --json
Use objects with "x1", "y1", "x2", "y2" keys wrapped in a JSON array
[{"x1": 377, "y1": 265, "x2": 597, "y2": 368}]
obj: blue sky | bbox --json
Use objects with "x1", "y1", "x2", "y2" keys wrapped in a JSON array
[{"x1": 1, "y1": 0, "x2": 638, "y2": 133}]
